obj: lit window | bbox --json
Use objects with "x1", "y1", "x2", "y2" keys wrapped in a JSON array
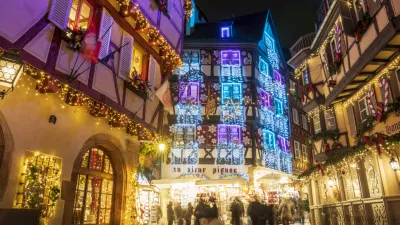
[
  {"x1": 218, "y1": 125, "x2": 241, "y2": 144},
  {"x1": 302, "y1": 144, "x2": 308, "y2": 162},
  {"x1": 277, "y1": 136, "x2": 288, "y2": 152},
  {"x1": 358, "y1": 97, "x2": 370, "y2": 122},
  {"x1": 221, "y1": 83, "x2": 242, "y2": 104},
  {"x1": 179, "y1": 82, "x2": 199, "y2": 103},
  {"x1": 259, "y1": 58, "x2": 269, "y2": 75},
  {"x1": 264, "y1": 130, "x2": 276, "y2": 150},
  {"x1": 68, "y1": 0, "x2": 94, "y2": 30},
  {"x1": 324, "y1": 110, "x2": 337, "y2": 130},
  {"x1": 289, "y1": 80, "x2": 296, "y2": 95},
  {"x1": 174, "y1": 125, "x2": 196, "y2": 144},
  {"x1": 259, "y1": 89, "x2": 272, "y2": 108},
  {"x1": 292, "y1": 108, "x2": 299, "y2": 125},
  {"x1": 74, "y1": 148, "x2": 114, "y2": 224},
  {"x1": 313, "y1": 114, "x2": 321, "y2": 134},
  {"x1": 180, "y1": 50, "x2": 200, "y2": 76},
  {"x1": 273, "y1": 70, "x2": 284, "y2": 85},
  {"x1": 275, "y1": 99, "x2": 283, "y2": 115},
  {"x1": 302, "y1": 114, "x2": 308, "y2": 131},
  {"x1": 221, "y1": 50, "x2": 241, "y2": 78},
  {"x1": 294, "y1": 141, "x2": 300, "y2": 159},
  {"x1": 303, "y1": 70, "x2": 309, "y2": 84},
  {"x1": 221, "y1": 26, "x2": 231, "y2": 38},
  {"x1": 131, "y1": 45, "x2": 147, "y2": 80}
]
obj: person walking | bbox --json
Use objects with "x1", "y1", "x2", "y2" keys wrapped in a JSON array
[
  {"x1": 209, "y1": 196, "x2": 219, "y2": 219},
  {"x1": 247, "y1": 197, "x2": 264, "y2": 225},
  {"x1": 175, "y1": 202, "x2": 184, "y2": 225},
  {"x1": 185, "y1": 202, "x2": 194, "y2": 225},
  {"x1": 195, "y1": 198, "x2": 207, "y2": 225},
  {"x1": 167, "y1": 201, "x2": 175, "y2": 225},
  {"x1": 266, "y1": 204, "x2": 274, "y2": 225},
  {"x1": 230, "y1": 198, "x2": 241, "y2": 225},
  {"x1": 278, "y1": 199, "x2": 295, "y2": 225}
]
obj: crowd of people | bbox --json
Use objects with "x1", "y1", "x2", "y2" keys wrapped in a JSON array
[{"x1": 166, "y1": 197, "x2": 305, "y2": 225}]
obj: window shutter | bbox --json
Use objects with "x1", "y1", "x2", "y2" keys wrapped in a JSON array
[
  {"x1": 48, "y1": 0, "x2": 73, "y2": 30},
  {"x1": 118, "y1": 32, "x2": 133, "y2": 80},
  {"x1": 338, "y1": 0, "x2": 357, "y2": 35},
  {"x1": 179, "y1": 83, "x2": 187, "y2": 101},
  {"x1": 346, "y1": 105, "x2": 357, "y2": 137},
  {"x1": 98, "y1": 9, "x2": 113, "y2": 60},
  {"x1": 325, "y1": 44, "x2": 333, "y2": 66},
  {"x1": 366, "y1": 0, "x2": 381, "y2": 16},
  {"x1": 148, "y1": 55, "x2": 157, "y2": 100},
  {"x1": 229, "y1": 126, "x2": 241, "y2": 144}
]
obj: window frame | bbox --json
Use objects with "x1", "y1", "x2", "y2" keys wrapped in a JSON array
[
  {"x1": 174, "y1": 125, "x2": 196, "y2": 144},
  {"x1": 179, "y1": 82, "x2": 200, "y2": 103},
  {"x1": 221, "y1": 83, "x2": 242, "y2": 104},
  {"x1": 68, "y1": 0, "x2": 96, "y2": 30},
  {"x1": 302, "y1": 114, "x2": 308, "y2": 131},
  {"x1": 259, "y1": 88, "x2": 272, "y2": 108},
  {"x1": 358, "y1": 97, "x2": 370, "y2": 122},
  {"x1": 324, "y1": 110, "x2": 337, "y2": 130},
  {"x1": 294, "y1": 141, "x2": 301, "y2": 159},
  {"x1": 275, "y1": 99, "x2": 284, "y2": 116},
  {"x1": 302, "y1": 144, "x2": 308, "y2": 162},
  {"x1": 292, "y1": 108, "x2": 299, "y2": 125},
  {"x1": 218, "y1": 124, "x2": 241, "y2": 144},
  {"x1": 264, "y1": 130, "x2": 276, "y2": 150},
  {"x1": 132, "y1": 44, "x2": 149, "y2": 81},
  {"x1": 313, "y1": 114, "x2": 321, "y2": 134}
]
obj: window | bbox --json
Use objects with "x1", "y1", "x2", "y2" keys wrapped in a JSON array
[
  {"x1": 218, "y1": 125, "x2": 241, "y2": 144},
  {"x1": 358, "y1": 97, "x2": 370, "y2": 122},
  {"x1": 302, "y1": 70, "x2": 309, "y2": 85},
  {"x1": 180, "y1": 50, "x2": 200, "y2": 76},
  {"x1": 330, "y1": 39, "x2": 337, "y2": 62},
  {"x1": 302, "y1": 114, "x2": 308, "y2": 131},
  {"x1": 259, "y1": 89, "x2": 272, "y2": 107},
  {"x1": 175, "y1": 125, "x2": 196, "y2": 144},
  {"x1": 289, "y1": 80, "x2": 296, "y2": 95},
  {"x1": 294, "y1": 141, "x2": 300, "y2": 159},
  {"x1": 221, "y1": 50, "x2": 241, "y2": 77},
  {"x1": 221, "y1": 83, "x2": 242, "y2": 104},
  {"x1": 313, "y1": 114, "x2": 321, "y2": 134},
  {"x1": 273, "y1": 70, "x2": 284, "y2": 85},
  {"x1": 221, "y1": 26, "x2": 231, "y2": 38},
  {"x1": 264, "y1": 130, "x2": 276, "y2": 150},
  {"x1": 302, "y1": 144, "x2": 308, "y2": 162},
  {"x1": 259, "y1": 58, "x2": 269, "y2": 75},
  {"x1": 324, "y1": 110, "x2": 337, "y2": 130},
  {"x1": 131, "y1": 45, "x2": 147, "y2": 80},
  {"x1": 277, "y1": 136, "x2": 288, "y2": 152},
  {"x1": 68, "y1": 0, "x2": 94, "y2": 30},
  {"x1": 275, "y1": 99, "x2": 283, "y2": 115},
  {"x1": 179, "y1": 82, "x2": 199, "y2": 103},
  {"x1": 396, "y1": 69, "x2": 400, "y2": 92},
  {"x1": 73, "y1": 148, "x2": 114, "y2": 224},
  {"x1": 292, "y1": 108, "x2": 299, "y2": 125}
]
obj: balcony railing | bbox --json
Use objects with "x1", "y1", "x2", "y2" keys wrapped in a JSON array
[
  {"x1": 289, "y1": 33, "x2": 316, "y2": 57},
  {"x1": 317, "y1": 0, "x2": 334, "y2": 25}
]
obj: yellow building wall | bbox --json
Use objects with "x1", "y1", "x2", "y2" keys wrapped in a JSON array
[{"x1": 0, "y1": 76, "x2": 140, "y2": 224}]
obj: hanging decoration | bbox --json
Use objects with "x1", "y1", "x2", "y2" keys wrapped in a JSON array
[
  {"x1": 354, "y1": 12, "x2": 372, "y2": 42},
  {"x1": 378, "y1": 78, "x2": 390, "y2": 121},
  {"x1": 129, "y1": 69, "x2": 152, "y2": 98},
  {"x1": 367, "y1": 88, "x2": 377, "y2": 117},
  {"x1": 65, "y1": 28, "x2": 86, "y2": 52},
  {"x1": 154, "y1": 0, "x2": 170, "y2": 18},
  {"x1": 184, "y1": 0, "x2": 193, "y2": 21}
]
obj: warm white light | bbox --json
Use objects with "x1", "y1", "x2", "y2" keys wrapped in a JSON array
[
  {"x1": 158, "y1": 143, "x2": 165, "y2": 151},
  {"x1": 327, "y1": 179, "x2": 334, "y2": 187},
  {"x1": 390, "y1": 157, "x2": 399, "y2": 171}
]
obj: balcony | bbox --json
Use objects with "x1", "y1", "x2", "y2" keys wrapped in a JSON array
[{"x1": 289, "y1": 33, "x2": 316, "y2": 57}]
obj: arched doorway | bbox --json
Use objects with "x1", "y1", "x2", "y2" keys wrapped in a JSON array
[{"x1": 72, "y1": 148, "x2": 114, "y2": 224}]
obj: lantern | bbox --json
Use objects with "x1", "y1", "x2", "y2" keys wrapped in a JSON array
[
  {"x1": 158, "y1": 143, "x2": 166, "y2": 152},
  {"x1": 0, "y1": 49, "x2": 23, "y2": 99},
  {"x1": 389, "y1": 157, "x2": 399, "y2": 171}
]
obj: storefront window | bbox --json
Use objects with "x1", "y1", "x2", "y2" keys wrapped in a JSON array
[
  {"x1": 342, "y1": 164, "x2": 361, "y2": 199},
  {"x1": 68, "y1": 0, "x2": 94, "y2": 30},
  {"x1": 73, "y1": 148, "x2": 114, "y2": 225}
]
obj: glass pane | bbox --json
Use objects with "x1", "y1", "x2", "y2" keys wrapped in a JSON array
[
  {"x1": 103, "y1": 157, "x2": 111, "y2": 174},
  {"x1": 99, "y1": 209, "x2": 106, "y2": 224},
  {"x1": 81, "y1": 152, "x2": 89, "y2": 168},
  {"x1": 73, "y1": 208, "x2": 83, "y2": 224},
  {"x1": 78, "y1": 2, "x2": 92, "y2": 29},
  {"x1": 89, "y1": 149, "x2": 104, "y2": 171},
  {"x1": 132, "y1": 47, "x2": 144, "y2": 77},
  {"x1": 77, "y1": 175, "x2": 86, "y2": 191},
  {"x1": 68, "y1": 0, "x2": 79, "y2": 29},
  {"x1": 74, "y1": 191, "x2": 85, "y2": 209}
]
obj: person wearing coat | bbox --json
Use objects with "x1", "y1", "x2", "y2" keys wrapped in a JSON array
[
  {"x1": 278, "y1": 199, "x2": 295, "y2": 225},
  {"x1": 185, "y1": 202, "x2": 194, "y2": 225},
  {"x1": 167, "y1": 201, "x2": 175, "y2": 225},
  {"x1": 175, "y1": 202, "x2": 184, "y2": 225},
  {"x1": 230, "y1": 198, "x2": 241, "y2": 225},
  {"x1": 195, "y1": 198, "x2": 207, "y2": 225},
  {"x1": 247, "y1": 197, "x2": 264, "y2": 225}
]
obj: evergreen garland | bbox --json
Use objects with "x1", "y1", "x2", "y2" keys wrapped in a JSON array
[{"x1": 310, "y1": 129, "x2": 339, "y2": 141}]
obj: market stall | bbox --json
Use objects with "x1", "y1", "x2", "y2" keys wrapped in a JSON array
[{"x1": 137, "y1": 173, "x2": 160, "y2": 225}]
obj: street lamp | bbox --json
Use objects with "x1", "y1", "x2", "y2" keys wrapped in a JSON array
[
  {"x1": 388, "y1": 149, "x2": 400, "y2": 171},
  {"x1": 0, "y1": 49, "x2": 23, "y2": 99},
  {"x1": 158, "y1": 143, "x2": 166, "y2": 152}
]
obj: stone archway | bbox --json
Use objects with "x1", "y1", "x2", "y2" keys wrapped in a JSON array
[
  {"x1": 0, "y1": 110, "x2": 14, "y2": 201},
  {"x1": 62, "y1": 133, "x2": 128, "y2": 225}
]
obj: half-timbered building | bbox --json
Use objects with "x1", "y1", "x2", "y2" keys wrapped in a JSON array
[
  {"x1": 0, "y1": 0, "x2": 187, "y2": 224},
  {"x1": 288, "y1": 0, "x2": 400, "y2": 224}
]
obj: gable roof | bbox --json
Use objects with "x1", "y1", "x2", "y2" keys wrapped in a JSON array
[{"x1": 185, "y1": 10, "x2": 269, "y2": 43}]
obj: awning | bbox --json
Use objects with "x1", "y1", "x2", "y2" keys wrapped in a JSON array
[{"x1": 195, "y1": 179, "x2": 247, "y2": 186}]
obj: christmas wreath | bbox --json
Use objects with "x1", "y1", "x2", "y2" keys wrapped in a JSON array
[
  {"x1": 65, "y1": 27, "x2": 86, "y2": 52},
  {"x1": 154, "y1": 0, "x2": 170, "y2": 18}
]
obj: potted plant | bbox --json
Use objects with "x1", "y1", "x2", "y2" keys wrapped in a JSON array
[
  {"x1": 129, "y1": 68, "x2": 151, "y2": 98},
  {"x1": 65, "y1": 27, "x2": 86, "y2": 52}
]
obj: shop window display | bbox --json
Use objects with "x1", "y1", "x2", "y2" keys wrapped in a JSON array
[
  {"x1": 136, "y1": 174, "x2": 160, "y2": 225},
  {"x1": 72, "y1": 148, "x2": 114, "y2": 224}
]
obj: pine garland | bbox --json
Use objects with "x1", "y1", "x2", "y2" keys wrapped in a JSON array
[{"x1": 310, "y1": 129, "x2": 339, "y2": 141}]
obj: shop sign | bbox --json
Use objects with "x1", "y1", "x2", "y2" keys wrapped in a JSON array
[
  {"x1": 385, "y1": 121, "x2": 400, "y2": 135},
  {"x1": 172, "y1": 166, "x2": 239, "y2": 175}
]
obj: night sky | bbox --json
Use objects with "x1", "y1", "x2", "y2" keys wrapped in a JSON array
[{"x1": 195, "y1": 0, "x2": 320, "y2": 49}]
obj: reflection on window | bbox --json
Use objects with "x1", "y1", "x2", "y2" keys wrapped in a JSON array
[
  {"x1": 68, "y1": 0, "x2": 94, "y2": 30},
  {"x1": 324, "y1": 110, "x2": 337, "y2": 130},
  {"x1": 343, "y1": 164, "x2": 361, "y2": 200},
  {"x1": 358, "y1": 97, "x2": 370, "y2": 122},
  {"x1": 313, "y1": 114, "x2": 321, "y2": 134},
  {"x1": 73, "y1": 148, "x2": 114, "y2": 225}
]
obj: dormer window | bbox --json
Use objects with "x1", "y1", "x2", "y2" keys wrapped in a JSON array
[{"x1": 221, "y1": 26, "x2": 231, "y2": 38}]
